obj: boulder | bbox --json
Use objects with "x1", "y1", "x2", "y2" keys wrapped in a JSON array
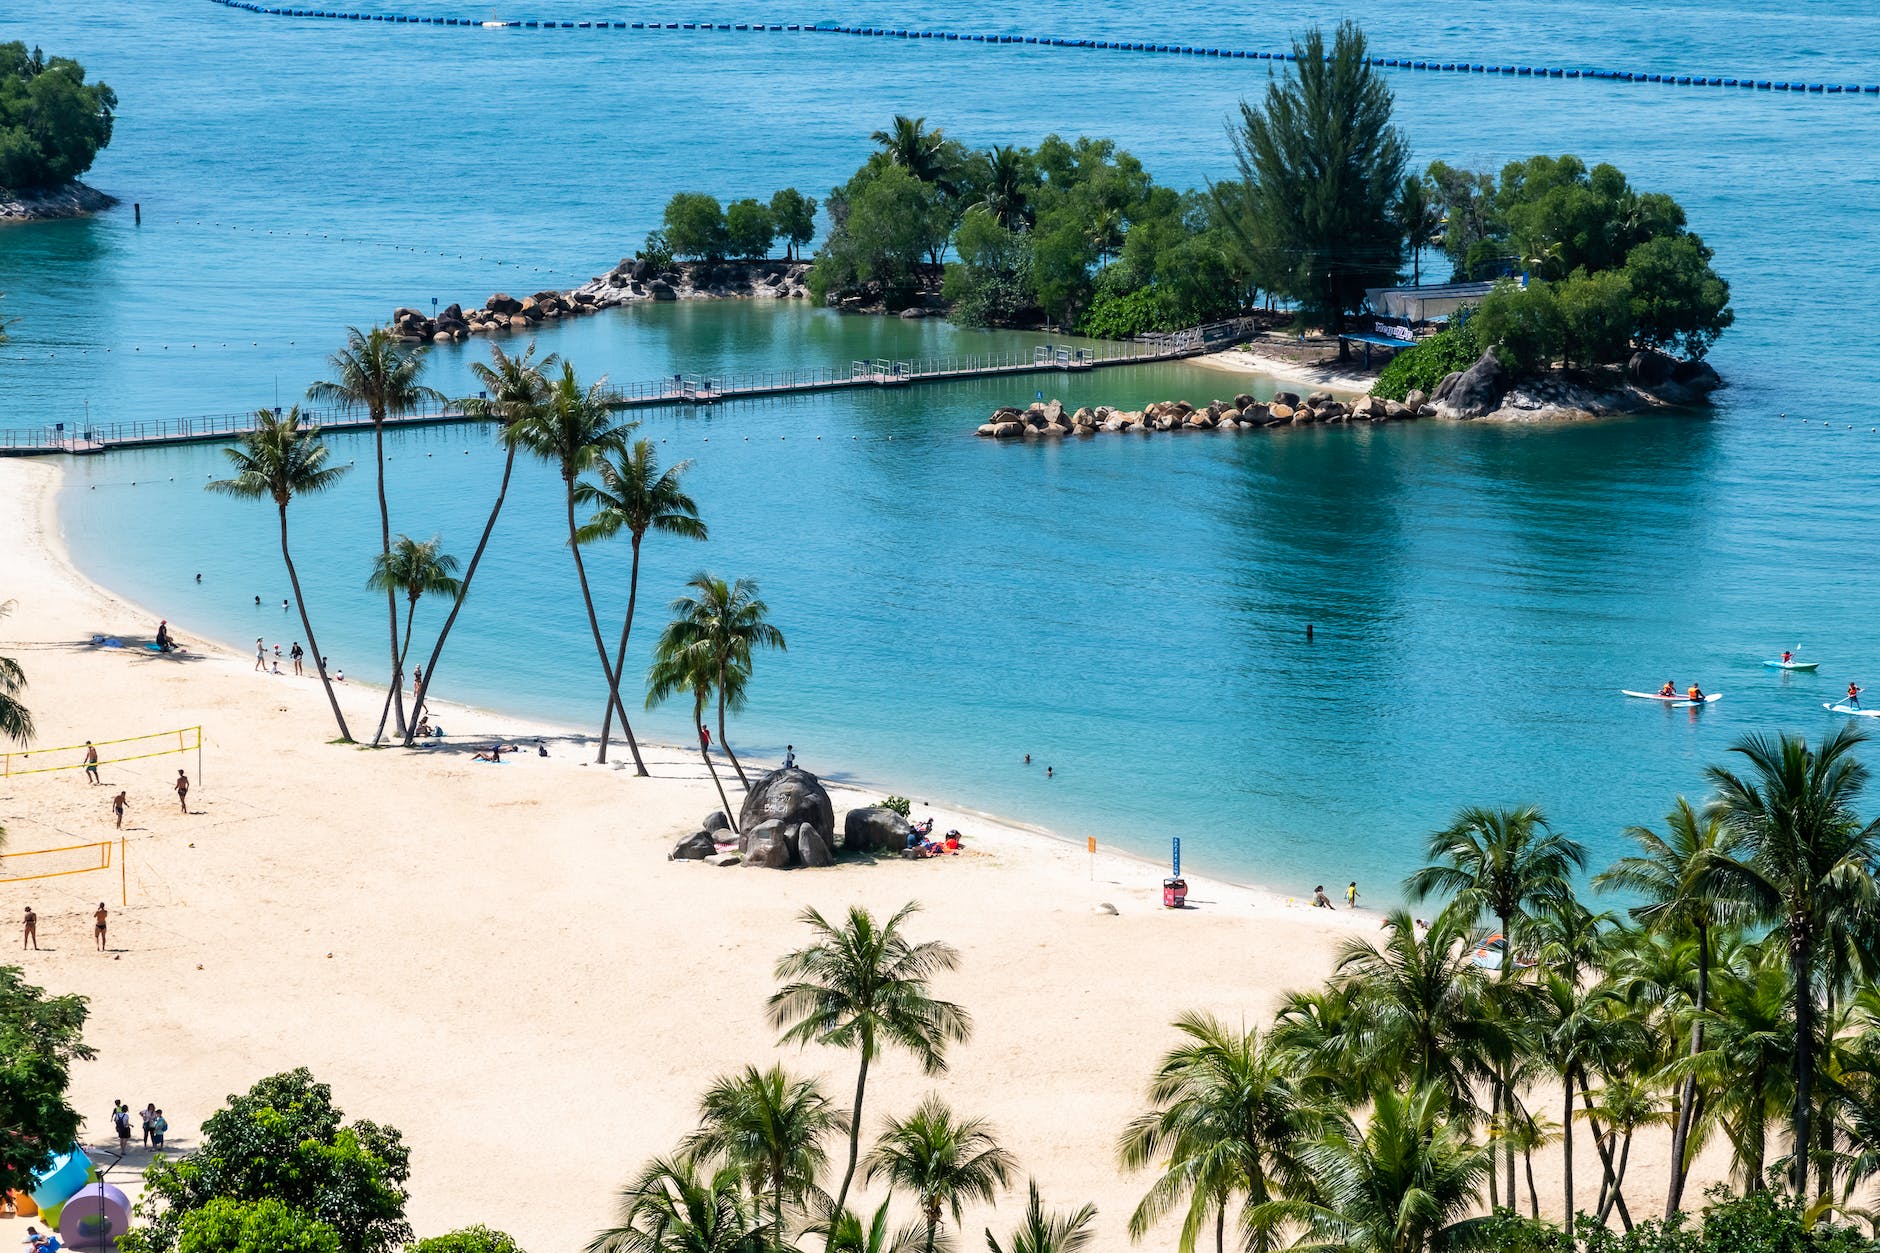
[
  {"x1": 432, "y1": 331, "x2": 453, "y2": 343},
  {"x1": 976, "y1": 424, "x2": 998, "y2": 437},
  {"x1": 1404, "y1": 389, "x2": 1429, "y2": 411},
  {"x1": 740, "y1": 819, "x2": 795, "y2": 869},
  {"x1": 649, "y1": 281, "x2": 677, "y2": 301},
  {"x1": 702, "y1": 811, "x2": 730, "y2": 834},
  {"x1": 1306, "y1": 390, "x2": 1334, "y2": 408},
  {"x1": 1441, "y1": 349, "x2": 1510, "y2": 419},
  {"x1": 1241, "y1": 402, "x2": 1269, "y2": 422},
  {"x1": 508, "y1": 315, "x2": 529, "y2": 329},
  {"x1": 1385, "y1": 400, "x2": 1411, "y2": 420},
  {"x1": 1071, "y1": 407, "x2": 1096, "y2": 427},
  {"x1": 899, "y1": 307, "x2": 926, "y2": 319},
  {"x1": 486, "y1": 293, "x2": 522, "y2": 316},
  {"x1": 797, "y1": 823, "x2": 835, "y2": 867},
  {"x1": 1272, "y1": 391, "x2": 1301, "y2": 407},
  {"x1": 739, "y1": 767, "x2": 835, "y2": 852},
  {"x1": 1671, "y1": 357, "x2": 1723, "y2": 394},
  {"x1": 1433, "y1": 371, "x2": 1464, "y2": 402},
  {"x1": 1269, "y1": 403, "x2": 1295, "y2": 420},
  {"x1": 1042, "y1": 399, "x2": 1065, "y2": 424},
  {"x1": 1234, "y1": 392, "x2": 1257, "y2": 411},
  {"x1": 991, "y1": 421, "x2": 1025, "y2": 438},
  {"x1": 1415, "y1": 404, "x2": 1437, "y2": 418},
  {"x1": 671, "y1": 830, "x2": 717, "y2": 861},
  {"x1": 844, "y1": 806, "x2": 913, "y2": 855},
  {"x1": 1627, "y1": 348, "x2": 1677, "y2": 389}
]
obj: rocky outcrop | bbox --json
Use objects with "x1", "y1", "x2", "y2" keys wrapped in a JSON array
[
  {"x1": 843, "y1": 807, "x2": 914, "y2": 855},
  {"x1": 1430, "y1": 348, "x2": 1726, "y2": 422},
  {"x1": 0, "y1": 181, "x2": 117, "y2": 223},
  {"x1": 1437, "y1": 349, "x2": 1511, "y2": 419},
  {"x1": 725, "y1": 768, "x2": 837, "y2": 869}
]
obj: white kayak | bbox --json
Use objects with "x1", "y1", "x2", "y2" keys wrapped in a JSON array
[
  {"x1": 1623, "y1": 690, "x2": 1722, "y2": 704},
  {"x1": 1824, "y1": 703, "x2": 1880, "y2": 718},
  {"x1": 1765, "y1": 659, "x2": 1821, "y2": 671}
]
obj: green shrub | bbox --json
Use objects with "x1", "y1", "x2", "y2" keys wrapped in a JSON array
[
  {"x1": 879, "y1": 795, "x2": 912, "y2": 818},
  {"x1": 0, "y1": 43, "x2": 116, "y2": 192},
  {"x1": 1474, "y1": 279, "x2": 1564, "y2": 375},
  {"x1": 409, "y1": 1226, "x2": 528, "y2": 1253},
  {"x1": 1078, "y1": 285, "x2": 1184, "y2": 338},
  {"x1": 1369, "y1": 317, "x2": 1480, "y2": 401},
  {"x1": 635, "y1": 230, "x2": 674, "y2": 273},
  {"x1": 176, "y1": 1199, "x2": 341, "y2": 1253}
]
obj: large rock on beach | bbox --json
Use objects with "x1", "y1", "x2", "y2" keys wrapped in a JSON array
[
  {"x1": 702, "y1": 810, "x2": 730, "y2": 834},
  {"x1": 844, "y1": 807, "x2": 913, "y2": 855},
  {"x1": 739, "y1": 768, "x2": 835, "y2": 852},
  {"x1": 1441, "y1": 349, "x2": 1510, "y2": 419},
  {"x1": 796, "y1": 823, "x2": 835, "y2": 867},
  {"x1": 671, "y1": 830, "x2": 717, "y2": 861},
  {"x1": 740, "y1": 819, "x2": 795, "y2": 869}
]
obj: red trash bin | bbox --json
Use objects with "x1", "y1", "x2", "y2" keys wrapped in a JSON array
[{"x1": 1163, "y1": 877, "x2": 1188, "y2": 908}]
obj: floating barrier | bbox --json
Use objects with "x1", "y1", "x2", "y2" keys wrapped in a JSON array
[{"x1": 198, "y1": 0, "x2": 1880, "y2": 96}]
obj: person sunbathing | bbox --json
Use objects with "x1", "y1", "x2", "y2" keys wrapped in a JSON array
[{"x1": 472, "y1": 743, "x2": 519, "y2": 763}]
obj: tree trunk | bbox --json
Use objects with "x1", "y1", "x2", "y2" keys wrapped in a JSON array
[
  {"x1": 280, "y1": 504, "x2": 351, "y2": 742},
  {"x1": 564, "y1": 486, "x2": 639, "y2": 764},
  {"x1": 1599, "y1": 1130, "x2": 1634, "y2": 1226},
  {"x1": 1577, "y1": 1073, "x2": 1632, "y2": 1230},
  {"x1": 1500, "y1": 910, "x2": 1516, "y2": 1205},
  {"x1": 1214, "y1": 1201, "x2": 1224, "y2": 1253},
  {"x1": 1666, "y1": 921, "x2": 1709, "y2": 1215},
  {"x1": 373, "y1": 418, "x2": 407, "y2": 740},
  {"x1": 1524, "y1": 1144, "x2": 1539, "y2": 1219},
  {"x1": 1563, "y1": 1070, "x2": 1575, "y2": 1238},
  {"x1": 405, "y1": 442, "x2": 517, "y2": 746},
  {"x1": 716, "y1": 662, "x2": 748, "y2": 788},
  {"x1": 1818, "y1": 980, "x2": 1837, "y2": 1204},
  {"x1": 831, "y1": 1046, "x2": 870, "y2": 1219},
  {"x1": 372, "y1": 596, "x2": 418, "y2": 747},
  {"x1": 1791, "y1": 933, "x2": 1815, "y2": 1196},
  {"x1": 595, "y1": 533, "x2": 649, "y2": 775}
]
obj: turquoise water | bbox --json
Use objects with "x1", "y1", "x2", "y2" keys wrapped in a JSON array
[{"x1": 12, "y1": 2, "x2": 1880, "y2": 897}]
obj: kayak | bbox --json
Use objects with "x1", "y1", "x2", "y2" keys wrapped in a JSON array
[
  {"x1": 1623, "y1": 690, "x2": 1722, "y2": 704},
  {"x1": 1824, "y1": 703, "x2": 1880, "y2": 718},
  {"x1": 1765, "y1": 659, "x2": 1821, "y2": 671}
]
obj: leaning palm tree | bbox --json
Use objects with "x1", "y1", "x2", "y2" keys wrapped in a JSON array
[
  {"x1": 654, "y1": 574, "x2": 784, "y2": 788},
  {"x1": 586, "y1": 1155, "x2": 767, "y2": 1253},
  {"x1": 405, "y1": 341, "x2": 557, "y2": 743},
  {"x1": 1597, "y1": 797, "x2": 1743, "y2": 1213},
  {"x1": 1117, "y1": 1013, "x2": 1307, "y2": 1253},
  {"x1": 985, "y1": 1181, "x2": 1097, "y2": 1253},
  {"x1": 506, "y1": 362, "x2": 639, "y2": 766},
  {"x1": 1406, "y1": 804, "x2": 1584, "y2": 1202},
  {"x1": 770, "y1": 902, "x2": 970, "y2": 1219},
  {"x1": 1250, "y1": 1082, "x2": 1492, "y2": 1253},
  {"x1": 682, "y1": 1063, "x2": 847, "y2": 1248},
  {"x1": 306, "y1": 325, "x2": 445, "y2": 737},
  {"x1": 207, "y1": 408, "x2": 352, "y2": 741},
  {"x1": 575, "y1": 440, "x2": 706, "y2": 764},
  {"x1": 0, "y1": 599, "x2": 32, "y2": 747},
  {"x1": 1703, "y1": 727, "x2": 1880, "y2": 1196},
  {"x1": 865, "y1": 1096, "x2": 1015, "y2": 1253},
  {"x1": 647, "y1": 638, "x2": 738, "y2": 831},
  {"x1": 365, "y1": 535, "x2": 461, "y2": 747}
]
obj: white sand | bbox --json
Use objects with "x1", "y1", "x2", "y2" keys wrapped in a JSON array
[
  {"x1": 0, "y1": 456, "x2": 1717, "y2": 1248},
  {"x1": 1195, "y1": 346, "x2": 1378, "y2": 394}
]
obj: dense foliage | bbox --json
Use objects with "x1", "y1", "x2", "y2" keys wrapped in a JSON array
[
  {"x1": 175, "y1": 1198, "x2": 342, "y2": 1253},
  {"x1": 1370, "y1": 319, "x2": 1482, "y2": 401},
  {"x1": 0, "y1": 42, "x2": 116, "y2": 192},
  {"x1": 0, "y1": 967, "x2": 93, "y2": 1197},
  {"x1": 652, "y1": 188, "x2": 818, "y2": 262},
  {"x1": 124, "y1": 1068, "x2": 412, "y2": 1253},
  {"x1": 1480, "y1": 1189, "x2": 1880, "y2": 1251},
  {"x1": 408, "y1": 1226, "x2": 529, "y2": 1253}
]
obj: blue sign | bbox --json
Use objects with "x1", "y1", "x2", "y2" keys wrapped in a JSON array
[{"x1": 1172, "y1": 837, "x2": 1181, "y2": 877}]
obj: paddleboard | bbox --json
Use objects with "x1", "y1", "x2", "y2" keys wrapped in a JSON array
[
  {"x1": 1622, "y1": 690, "x2": 1722, "y2": 703},
  {"x1": 1824, "y1": 703, "x2": 1880, "y2": 718},
  {"x1": 1764, "y1": 660, "x2": 1820, "y2": 671}
]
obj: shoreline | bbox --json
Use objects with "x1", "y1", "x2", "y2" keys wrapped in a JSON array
[{"x1": 0, "y1": 180, "x2": 118, "y2": 223}]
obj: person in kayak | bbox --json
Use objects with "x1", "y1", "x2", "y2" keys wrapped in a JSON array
[
  {"x1": 1782, "y1": 650, "x2": 1794, "y2": 664},
  {"x1": 1688, "y1": 684, "x2": 1705, "y2": 703},
  {"x1": 1659, "y1": 680, "x2": 1677, "y2": 697},
  {"x1": 1849, "y1": 682, "x2": 1863, "y2": 709}
]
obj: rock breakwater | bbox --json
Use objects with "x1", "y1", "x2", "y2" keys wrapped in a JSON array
[{"x1": 974, "y1": 389, "x2": 1422, "y2": 438}]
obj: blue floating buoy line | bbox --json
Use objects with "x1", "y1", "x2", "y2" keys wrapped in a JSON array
[{"x1": 200, "y1": 0, "x2": 1880, "y2": 97}]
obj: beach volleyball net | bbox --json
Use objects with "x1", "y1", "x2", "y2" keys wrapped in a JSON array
[
  {"x1": 1, "y1": 726, "x2": 202, "y2": 778},
  {"x1": 0, "y1": 839, "x2": 114, "y2": 886}
]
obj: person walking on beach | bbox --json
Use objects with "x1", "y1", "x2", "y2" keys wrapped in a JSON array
[
  {"x1": 22, "y1": 905, "x2": 38, "y2": 950},
  {"x1": 291, "y1": 642, "x2": 304, "y2": 676},
  {"x1": 254, "y1": 638, "x2": 266, "y2": 671},
  {"x1": 83, "y1": 741, "x2": 100, "y2": 784},
  {"x1": 112, "y1": 790, "x2": 128, "y2": 829},
  {"x1": 412, "y1": 665, "x2": 422, "y2": 693},
  {"x1": 111, "y1": 1100, "x2": 131, "y2": 1152},
  {"x1": 699, "y1": 722, "x2": 712, "y2": 751},
  {"x1": 140, "y1": 1103, "x2": 157, "y2": 1147},
  {"x1": 175, "y1": 769, "x2": 190, "y2": 814},
  {"x1": 94, "y1": 903, "x2": 109, "y2": 951},
  {"x1": 1345, "y1": 880, "x2": 1360, "y2": 908}
]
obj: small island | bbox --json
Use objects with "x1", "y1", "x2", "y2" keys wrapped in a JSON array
[{"x1": 0, "y1": 41, "x2": 117, "y2": 222}]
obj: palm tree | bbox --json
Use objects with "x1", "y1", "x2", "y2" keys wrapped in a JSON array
[
  {"x1": 575, "y1": 440, "x2": 706, "y2": 764},
  {"x1": 1704, "y1": 727, "x2": 1880, "y2": 1194},
  {"x1": 1597, "y1": 797, "x2": 1743, "y2": 1213},
  {"x1": 972, "y1": 145, "x2": 1036, "y2": 231},
  {"x1": 985, "y1": 1181, "x2": 1097, "y2": 1253},
  {"x1": 1406, "y1": 804, "x2": 1585, "y2": 1202},
  {"x1": 804, "y1": 1199, "x2": 924, "y2": 1253},
  {"x1": 1252, "y1": 1082, "x2": 1492, "y2": 1253},
  {"x1": 306, "y1": 326, "x2": 446, "y2": 738},
  {"x1": 682, "y1": 1063, "x2": 847, "y2": 1247},
  {"x1": 1675, "y1": 937, "x2": 1793, "y2": 1191},
  {"x1": 769, "y1": 902, "x2": 970, "y2": 1218},
  {"x1": 365, "y1": 535, "x2": 461, "y2": 747},
  {"x1": 1395, "y1": 175, "x2": 1442, "y2": 287},
  {"x1": 1267, "y1": 985, "x2": 1363, "y2": 1105},
  {"x1": 647, "y1": 638, "x2": 738, "y2": 832},
  {"x1": 506, "y1": 362, "x2": 640, "y2": 766},
  {"x1": 587, "y1": 1156, "x2": 767, "y2": 1253},
  {"x1": 865, "y1": 1096, "x2": 1015, "y2": 1253},
  {"x1": 207, "y1": 408, "x2": 353, "y2": 741},
  {"x1": 406, "y1": 342, "x2": 557, "y2": 744},
  {"x1": 1117, "y1": 1013, "x2": 1306, "y2": 1253},
  {"x1": 654, "y1": 574, "x2": 784, "y2": 788},
  {"x1": 1532, "y1": 974, "x2": 1642, "y2": 1236},
  {"x1": 871, "y1": 115, "x2": 949, "y2": 186},
  {"x1": 0, "y1": 600, "x2": 32, "y2": 747}
]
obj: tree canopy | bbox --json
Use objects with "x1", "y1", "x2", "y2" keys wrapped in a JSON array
[
  {"x1": 0, "y1": 43, "x2": 116, "y2": 192},
  {"x1": 0, "y1": 967, "x2": 93, "y2": 1198}
]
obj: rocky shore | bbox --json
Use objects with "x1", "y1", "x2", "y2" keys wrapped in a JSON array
[
  {"x1": 389, "y1": 257, "x2": 811, "y2": 342},
  {"x1": 975, "y1": 388, "x2": 1426, "y2": 438},
  {"x1": 0, "y1": 180, "x2": 117, "y2": 223},
  {"x1": 667, "y1": 767, "x2": 926, "y2": 869}
]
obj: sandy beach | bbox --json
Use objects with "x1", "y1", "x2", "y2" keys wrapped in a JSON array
[
  {"x1": 1196, "y1": 345, "x2": 1379, "y2": 393},
  {"x1": 0, "y1": 455, "x2": 1715, "y2": 1249}
]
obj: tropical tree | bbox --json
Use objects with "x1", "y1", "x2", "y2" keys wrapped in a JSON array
[
  {"x1": 1597, "y1": 797, "x2": 1743, "y2": 1213},
  {"x1": 864, "y1": 1096, "x2": 1015, "y2": 1253},
  {"x1": 1251, "y1": 1082, "x2": 1492, "y2": 1253},
  {"x1": 769, "y1": 902, "x2": 970, "y2": 1218},
  {"x1": 1406, "y1": 804, "x2": 1584, "y2": 1203},
  {"x1": 972, "y1": 145, "x2": 1037, "y2": 231},
  {"x1": 871, "y1": 115, "x2": 950, "y2": 186},
  {"x1": 506, "y1": 362, "x2": 640, "y2": 766},
  {"x1": 0, "y1": 599, "x2": 31, "y2": 748},
  {"x1": 1395, "y1": 175, "x2": 1443, "y2": 287},
  {"x1": 769, "y1": 188, "x2": 819, "y2": 261},
  {"x1": 364, "y1": 535, "x2": 460, "y2": 747},
  {"x1": 405, "y1": 342, "x2": 557, "y2": 744},
  {"x1": 651, "y1": 574, "x2": 784, "y2": 788},
  {"x1": 1117, "y1": 1013, "x2": 1307, "y2": 1253},
  {"x1": 0, "y1": 966, "x2": 94, "y2": 1198},
  {"x1": 586, "y1": 1156, "x2": 766, "y2": 1253},
  {"x1": 1674, "y1": 937, "x2": 1792, "y2": 1191},
  {"x1": 575, "y1": 440, "x2": 706, "y2": 765},
  {"x1": 1703, "y1": 727, "x2": 1880, "y2": 1195},
  {"x1": 306, "y1": 326, "x2": 445, "y2": 738},
  {"x1": 1530, "y1": 974, "x2": 1642, "y2": 1236},
  {"x1": 804, "y1": 1199, "x2": 923, "y2": 1253},
  {"x1": 682, "y1": 1064, "x2": 847, "y2": 1246},
  {"x1": 206, "y1": 409, "x2": 353, "y2": 741},
  {"x1": 985, "y1": 1181, "x2": 1097, "y2": 1253},
  {"x1": 647, "y1": 638, "x2": 738, "y2": 830}
]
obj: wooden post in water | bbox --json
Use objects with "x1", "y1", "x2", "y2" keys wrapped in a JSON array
[{"x1": 133, "y1": 203, "x2": 141, "y2": 225}]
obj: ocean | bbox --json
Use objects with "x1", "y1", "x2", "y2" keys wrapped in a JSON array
[{"x1": 8, "y1": 0, "x2": 1880, "y2": 898}]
